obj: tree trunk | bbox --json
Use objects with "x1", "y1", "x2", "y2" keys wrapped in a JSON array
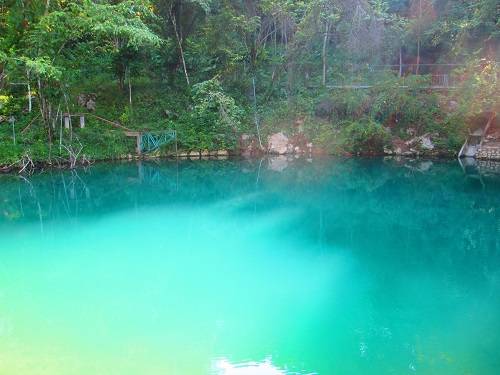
[
  {"x1": 44, "y1": 0, "x2": 50, "y2": 15},
  {"x1": 127, "y1": 66, "x2": 132, "y2": 106},
  {"x1": 416, "y1": 0, "x2": 422, "y2": 75},
  {"x1": 322, "y1": 21, "x2": 330, "y2": 87},
  {"x1": 170, "y1": 8, "x2": 190, "y2": 86},
  {"x1": 252, "y1": 76, "x2": 263, "y2": 149},
  {"x1": 399, "y1": 47, "x2": 403, "y2": 78},
  {"x1": 416, "y1": 39, "x2": 420, "y2": 74}
]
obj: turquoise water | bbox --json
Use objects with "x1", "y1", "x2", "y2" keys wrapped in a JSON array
[{"x1": 0, "y1": 157, "x2": 499, "y2": 375}]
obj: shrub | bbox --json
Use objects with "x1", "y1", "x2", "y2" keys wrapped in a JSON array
[
  {"x1": 177, "y1": 78, "x2": 244, "y2": 150},
  {"x1": 370, "y1": 76, "x2": 442, "y2": 137},
  {"x1": 340, "y1": 120, "x2": 390, "y2": 154}
]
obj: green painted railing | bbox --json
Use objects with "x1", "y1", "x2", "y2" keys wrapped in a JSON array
[{"x1": 140, "y1": 130, "x2": 176, "y2": 153}]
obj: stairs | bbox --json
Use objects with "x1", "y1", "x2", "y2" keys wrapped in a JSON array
[
  {"x1": 459, "y1": 113, "x2": 498, "y2": 160},
  {"x1": 459, "y1": 134, "x2": 482, "y2": 158}
]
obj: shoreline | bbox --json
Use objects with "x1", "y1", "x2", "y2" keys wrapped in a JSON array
[{"x1": 0, "y1": 151, "x2": 469, "y2": 174}]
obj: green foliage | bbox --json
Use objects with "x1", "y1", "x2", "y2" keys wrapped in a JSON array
[
  {"x1": 371, "y1": 76, "x2": 443, "y2": 136},
  {"x1": 21, "y1": 56, "x2": 62, "y2": 80},
  {"x1": 0, "y1": 0, "x2": 498, "y2": 166},
  {"x1": 328, "y1": 90, "x2": 371, "y2": 120},
  {"x1": 340, "y1": 120, "x2": 391, "y2": 154},
  {"x1": 434, "y1": 115, "x2": 467, "y2": 151},
  {"x1": 453, "y1": 61, "x2": 499, "y2": 117},
  {"x1": 174, "y1": 78, "x2": 245, "y2": 150}
]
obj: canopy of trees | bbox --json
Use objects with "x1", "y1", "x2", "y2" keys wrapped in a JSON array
[{"x1": 0, "y1": 0, "x2": 498, "y2": 164}]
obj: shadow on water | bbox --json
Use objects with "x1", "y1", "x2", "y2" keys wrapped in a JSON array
[
  {"x1": 2, "y1": 156, "x2": 499, "y2": 243},
  {"x1": 2, "y1": 156, "x2": 500, "y2": 293}
]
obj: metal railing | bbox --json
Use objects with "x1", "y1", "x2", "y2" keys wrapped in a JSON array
[{"x1": 140, "y1": 130, "x2": 177, "y2": 153}]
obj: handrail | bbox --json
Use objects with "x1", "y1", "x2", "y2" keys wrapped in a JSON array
[{"x1": 479, "y1": 112, "x2": 497, "y2": 148}]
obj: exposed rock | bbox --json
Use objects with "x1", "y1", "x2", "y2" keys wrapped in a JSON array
[
  {"x1": 268, "y1": 155, "x2": 288, "y2": 172},
  {"x1": 239, "y1": 134, "x2": 263, "y2": 157},
  {"x1": 86, "y1": 99, "x2": 96, "y2": 111},
  {"x1": 288, "y1": 133, "x2": 310, "y2": 154},
  {"x1": 0, "y1": 115, "x2": 5, "y2": 123},
  {"x1": 217, "y1": 150, "x2": 229, "y2": 156},
  {"x1": 268, "y1": 132, "x2": 291, "y2": 155},
  {"x1": 391, "y1": 138, "x2": 411, "y2": 155},
  {"x1": 264, "y1": 131, "x2": 315, "y2": 156},
  {"x1": 77, "y1": 93, "x2": 97, "y2": 111},
  {"x1": 406, "y1": 128, "x2": 417, "y2": 137},
  {"x1": 200, "y1": 150, "x2": 209, "y2": 156},
  {"x1": 189, "y1": 151, "x2": 200, "y2": 158},
  {"x1": 403, "y1": 133, "x2": 436, "y2": 153},
  {"x1": 420, "y1": 134, "x2": 435, "y2": 150}
]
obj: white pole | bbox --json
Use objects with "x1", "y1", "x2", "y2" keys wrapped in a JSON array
[
  {"x1": 10, "y1": 117, "x2": 16, "y2": 145},
  {"x1": 252, "y1": 76, "x2": 263, "y2": 149},
  {"x1": 26, "y1": 70, "x2": 32, "y2": 113}
]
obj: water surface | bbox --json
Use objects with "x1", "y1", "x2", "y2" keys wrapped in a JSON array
[{"x1": 1, "y1": 157, "x2": 499, "y2": 375}]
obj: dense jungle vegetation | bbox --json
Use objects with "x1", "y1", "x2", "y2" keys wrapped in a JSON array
[{"x1": 0, "y1": 0, "x2": 498, "y2": 167}]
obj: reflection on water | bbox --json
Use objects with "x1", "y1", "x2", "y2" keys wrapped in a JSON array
[
  {"x1": 0, "y1": 157, "x2": 499, "y2": 375},
  {"x1": 212, "y1": 358, "x2": 291, "y2": 375}
]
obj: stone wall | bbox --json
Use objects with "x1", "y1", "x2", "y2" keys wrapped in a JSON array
[
  {"x1": 477, "y1": 160, "x2": 500, "y2": 174},
  {"x1": 477, "y1": 146, "x2": 500, "y2": 160}
]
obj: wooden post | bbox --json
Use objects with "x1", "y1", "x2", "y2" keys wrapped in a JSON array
[
  {"x1": 136, "y1": 133, "x2": 142, "y2": 155},
  {"x1": 64, "y1": 115, "x2": 70, "y2": 129},
  {"x1": 79, "y1": 115, "x2": 85, "y2": 128}
]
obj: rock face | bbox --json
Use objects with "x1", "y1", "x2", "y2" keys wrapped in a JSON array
[
  {"x1": 77, "y1": 93, "x2": 96, "y2": 111},
  {"x1": 266, "y1": 132, "x2": 314, "y2": 156},
  {"x1": 385, "y1": 133, "x2": 436, "y2": 155},
  {"x1": 268, "y1": 132, "x2": 291, "y2": 155},
  {"x1": 477, "y1": 122, "x2": 500, "y2": 160},
  {"x1": 288, "y1": 133, "x2": 311, "y2": 154},
  {"x1": 420, "y1": 134, "x2": 435, "y2": 150},
  {"x1": 239, "y1": 134, "x2": 263, "y2": 157},
  {"x1": 387, "y1": 138, "x2": 411, "y2": 155}
]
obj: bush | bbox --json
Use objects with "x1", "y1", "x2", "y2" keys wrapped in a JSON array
[
  {"x1": 340, "y1": 120, "x2": 390, "y2": 154},
  {"x1": 370, "y1": 76, "x2": 442, "y2": 137},
  {"x1": 328, "y1": 90, "x2": 371, "y2": 120},
  {"x1": 176, "y1": 78, "x2": 245, "y2": 151}
]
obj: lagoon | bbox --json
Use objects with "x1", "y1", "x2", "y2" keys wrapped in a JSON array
[{"x1": 0, "y1": 158, "x2": 499, "y2": 374}]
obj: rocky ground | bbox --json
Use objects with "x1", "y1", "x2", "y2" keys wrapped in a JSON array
[{"x1": 238, "y1": 129, "x2": 450, "y2": 158}]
